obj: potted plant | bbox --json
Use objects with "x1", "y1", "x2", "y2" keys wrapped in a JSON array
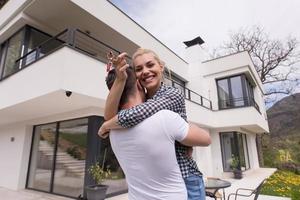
[
  {"x1": 230, "y1": 156, "x2": 243, "y2": 179},
  {"x1": 85, "y1": 162, "x2": 110, "y2": 200}
]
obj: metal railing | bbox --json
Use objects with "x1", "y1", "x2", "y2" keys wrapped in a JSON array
[
  {"x1": 12, "y1": 28, "x2": 213, "y2": 110},
  {"x1": 164, "y1": 77, "x2": 212, "y2": 110},
  {"x1": 219, "y1": 97, "x2": 260, "y2": 113},
  {"x1": 15, "y1": 28, "x2": 121, "y2": 67}
]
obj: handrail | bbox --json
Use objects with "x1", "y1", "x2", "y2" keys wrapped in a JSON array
[
  {"x1": 219, "y1": 97, "x2": 260, "y2": 112},
  {"x1": 165, "y1": 76, "x2": 212, "y2": 110},
  {"x1": 5, "y1": 27, "x2": 216, "y2": 111},
  {"x1": 76, "y1": 29, "x2": 120, "y2": 55},
  {"x1": 15, "y1": 29, "x2": 68, "y2": 64}
]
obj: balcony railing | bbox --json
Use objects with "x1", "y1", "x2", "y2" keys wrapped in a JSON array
[
  {"x1": 15, "y1": 28, "x2": 121, "y2": 67},
  {"x1": 219, "y1": 97, "x2": 260, "y2": 113},
  {"x1": 11, "y1": 28, "x2": 213, "y2": 110},
  {"x1": 164, "y1": 77, "x2": 212, "y2": 110}
]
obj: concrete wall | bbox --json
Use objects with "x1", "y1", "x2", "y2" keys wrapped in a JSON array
[
  {"x1": 0, "y1": 124, "x2": 32, "y2": 189},
  {"x1": 70, "y1": 0, "x2": 189, "y2": 79}
]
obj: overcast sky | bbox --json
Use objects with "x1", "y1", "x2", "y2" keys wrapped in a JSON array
[
  {"x1": 110, "y1": 0, "x2": 300, "y2": 97},
  {"x1": 110, "y1": 0, "x2": 300, "y2": 56}
]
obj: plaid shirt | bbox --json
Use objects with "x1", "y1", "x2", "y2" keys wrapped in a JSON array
[{"x1": 118, "y1": 83, "x2": 202, "y2": 178}]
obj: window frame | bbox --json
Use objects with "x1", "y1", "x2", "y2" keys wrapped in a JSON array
[
  {"x1": 219, "y1": 131, "x2": 251, "y2": 172},
  {"x1": 26, "y1": 116, "x2": 127, "y2": 199},
  {"x1": 216, "y1": 74, "x2": 255, "y2": 110},
  {"x1": 0, "y1": 25, "x2": 55, "y2": 80}
]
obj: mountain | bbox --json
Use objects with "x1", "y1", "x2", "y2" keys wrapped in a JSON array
[
  {"x1": 267, "y1": 93, "x2": 300, "y2": 137},
  {"x1": 263, "y1": 93, "x2": 300, "y2": 167}
]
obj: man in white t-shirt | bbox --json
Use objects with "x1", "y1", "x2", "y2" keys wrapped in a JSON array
[{"x1": 99, "y1": 67, "x2": 211, "y2": 200}]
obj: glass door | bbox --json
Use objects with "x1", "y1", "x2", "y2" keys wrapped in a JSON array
[
  {"x1": 53, "y1": 118, "x2": 88, "y2": 197},
  {"x1": 27, "y1": 118, "x2": 88, "y2": 198},
  {"x1": 27, "y1": 123, "x2": 57, "y2": 191},
  {"x1": 220, "y1": 132, "x2": 250, "y2": 172}
]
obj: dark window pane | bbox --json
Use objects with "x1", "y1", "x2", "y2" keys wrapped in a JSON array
[
  {"x1": 230, "y1": 76, "x2": 244, "y2": 107},
  {"x1": 3, "y1": 30, "x2": 24, "y2": 77},
  {"x1": 220, "y1": 132, "x2": 235, "y2": 171},
  {"x1": 27, "y1": 123, "x2": 57, "y2": 191},
  {"x1": 24, "y1": 29, "x2": 51, "y2": 65},
  {"x1": 217, "y1": 79, "x2": 230, "y2": 108},
  {"x1": 0, "y1": 43, "x2": 7, "y2": 79}
]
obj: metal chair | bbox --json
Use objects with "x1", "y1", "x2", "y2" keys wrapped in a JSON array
[{"x1": 227, "y1": 179, "x2": 266, "y2": 200}]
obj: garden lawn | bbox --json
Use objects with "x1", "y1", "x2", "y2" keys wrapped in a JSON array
[{"x1": 261, "y1": 170, "x2": 300, "y2": 200}]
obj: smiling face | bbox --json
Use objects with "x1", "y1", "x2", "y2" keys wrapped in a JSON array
[{"x1": 133, "y1": 52, "x2": 164, "y2": 97}]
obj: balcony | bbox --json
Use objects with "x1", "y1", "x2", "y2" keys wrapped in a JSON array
[
  {"x1": 0, "y1": 27, "x2": 214, "y2": 126},
  {"x1": 0, "y1": 27, "x2": 268, "y2": 132}
]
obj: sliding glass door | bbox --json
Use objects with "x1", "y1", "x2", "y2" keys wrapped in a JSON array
[
  {"x1": 220, "y1": 132, "x2": 250, "y2": 172},
  {"x1": 27, "y1": 123, "x2": 57, "y2": 192},
  {"x1": 27, "y1": 118, "x2": 88, "y2": 198},
  {"x1": 27, "y1": 116, "x2": 127, "y2": 198}
]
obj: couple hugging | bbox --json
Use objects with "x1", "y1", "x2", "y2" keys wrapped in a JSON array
[{"x1": 98, "y1": 48, "x2": 211, "y2": 200}]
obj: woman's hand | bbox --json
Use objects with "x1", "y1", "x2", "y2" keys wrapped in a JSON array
[{"x1": 113, "y1": 52, "x2": 129, "y2": 81}]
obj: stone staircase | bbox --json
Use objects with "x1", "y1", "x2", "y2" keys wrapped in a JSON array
[{"x1": 39, "y1": 141, "x2": 86, "y2": 178}]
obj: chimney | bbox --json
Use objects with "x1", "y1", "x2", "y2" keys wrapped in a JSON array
[{"x1": 183, "y1": 36, "x2": 210, "y2": 63}]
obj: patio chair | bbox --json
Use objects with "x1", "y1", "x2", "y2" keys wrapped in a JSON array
[{"x1": 227, "y1": 179, "x2": 266, "y2": 200}]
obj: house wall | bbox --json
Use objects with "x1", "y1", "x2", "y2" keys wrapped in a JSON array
[
  {"x1": 0, "y1": 124, "x2": 32, "y2": 189},
  {"x1": 70, "y1": 0, "x2": 189, "y2": 79},
  {"x1": 0, "y1": 0, "x2": 269, "y2": 196},
  {"x1": 247, "y1": 134, "x2": 260, "y2": 169}
]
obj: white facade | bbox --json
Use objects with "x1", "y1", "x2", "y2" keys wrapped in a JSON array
[{"x1": 0, "y1": 0, "x2": 269, "y2": 198}]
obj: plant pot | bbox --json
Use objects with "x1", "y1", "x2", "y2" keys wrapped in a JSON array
[
  {"x1": 85, "y1": 184, "x2": 108, "y2": 200},
  {"x1": 233, "y1": 169, "x2": 243, "y2": 179}
]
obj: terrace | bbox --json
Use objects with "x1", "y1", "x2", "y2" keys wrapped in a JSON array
[{"x1": 0, "y1": 168, "x2": 289, "y2": 200}]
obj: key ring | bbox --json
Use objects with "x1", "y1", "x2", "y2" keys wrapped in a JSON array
[{"x1": 106, "y1": 51, "x2": 116, "y2": 72}]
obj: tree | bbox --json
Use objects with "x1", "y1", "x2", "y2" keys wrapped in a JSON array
[{"x1": 215, "y1": 26, "x2": 300, "y2": 104}]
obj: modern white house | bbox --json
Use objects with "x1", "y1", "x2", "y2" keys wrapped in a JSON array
[{"x1": 0, "y1": 0, "x2": 269, "y2": 199}]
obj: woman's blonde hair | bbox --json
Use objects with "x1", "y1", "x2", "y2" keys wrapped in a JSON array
[{"x1": 132, "y1": 48, "x2": 165, "y2": 67}]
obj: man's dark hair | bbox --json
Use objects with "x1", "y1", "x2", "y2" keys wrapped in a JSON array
[{"x1": 105, "y1": 66, "x2": 137, "y2": 109}]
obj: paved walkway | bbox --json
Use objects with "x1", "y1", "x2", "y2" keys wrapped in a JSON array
[{"x1": 0, "y1": 168, "x2": 291, "y2": 200}]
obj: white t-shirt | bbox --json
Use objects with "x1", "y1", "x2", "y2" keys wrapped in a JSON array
[{"x1": 110, "y1": 110, "x2": 189, "y2": 200}]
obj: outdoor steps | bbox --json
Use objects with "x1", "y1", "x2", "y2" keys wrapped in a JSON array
[{"x1": 38, "y1": 141, "x2": 86, "y2": 178}]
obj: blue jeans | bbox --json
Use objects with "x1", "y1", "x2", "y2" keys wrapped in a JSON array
[{"x1": 184, "y1": 174, "x2": 206, "y2": 200}]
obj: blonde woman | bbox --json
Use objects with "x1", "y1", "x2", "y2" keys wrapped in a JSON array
[{"x1": 100, "y1": 49, "x2": 209, "y2": 200}]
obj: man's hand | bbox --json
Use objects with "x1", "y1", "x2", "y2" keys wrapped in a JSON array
[
  {"x1": 187, "y1": 147, "x2": 193, "y2": 158},
  {"x1": 98, "y1": 122, "x2": 110, "y2": 139}
]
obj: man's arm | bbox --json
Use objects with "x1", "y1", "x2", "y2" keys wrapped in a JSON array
[
  {"x1": 104, "y1": 78, "x2": 126, "y2": 120},
  {"x1": 98, "y1": 115, "x2": 122, "y2": 138},
  {"x1": 104, "y1": 52, "x2": 128, "y2": 120},
  {"x1": 181, "y1": 123, "x2": 211, "y2": 147}
]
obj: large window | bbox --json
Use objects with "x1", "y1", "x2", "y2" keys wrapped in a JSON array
[
  {"x1": 0, "y1": 25, "x2": 62, "y2": 80},
  {"x1": 27, "y1": 117, "x2": 127, "y2": 199},
  {"x1": 217, "y1": 74, "x2": 255, "y2": 109},
  {"x1": 220, "y1": 132, "x2": 250, "y2": 172},
  {"x1": 2, "y1": 29, "x2": 24, "y2": 77}
]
